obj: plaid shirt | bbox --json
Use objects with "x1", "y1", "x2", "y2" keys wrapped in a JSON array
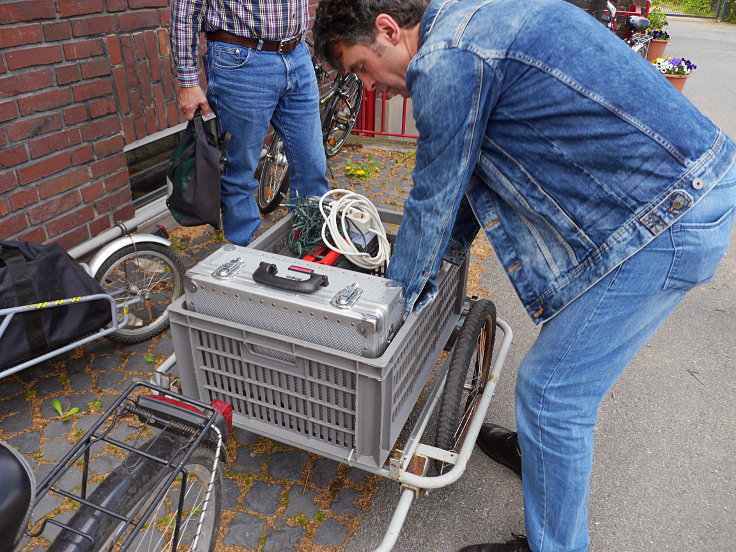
[{"x1": 170, "y1": 0, "x2": 309, "y2": 86}]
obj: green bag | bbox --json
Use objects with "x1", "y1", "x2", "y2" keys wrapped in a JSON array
[{"x1": 166, "y1": 111, "x2": 231, "y2": 228}]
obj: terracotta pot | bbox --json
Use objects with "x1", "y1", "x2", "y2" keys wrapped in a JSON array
[
  {"x1": 664, "y1": 74, "x2": 689, "y2": 92},
  {"x1": 646, "y1": 39, "x2": 669, "y2": 61}
]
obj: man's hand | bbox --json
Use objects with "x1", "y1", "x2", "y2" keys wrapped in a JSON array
[{"x1": 177, "y1": 85, "x2": 213, "y2": 120}]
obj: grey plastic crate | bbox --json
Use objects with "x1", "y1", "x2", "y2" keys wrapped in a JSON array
[{"x1": 170, "y1": 209, "x2": 467, "y2": 469}]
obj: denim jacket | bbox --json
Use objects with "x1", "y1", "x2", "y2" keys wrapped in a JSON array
[{"x1": 385, "y1": 0, "x2": 736, "y2": 324}]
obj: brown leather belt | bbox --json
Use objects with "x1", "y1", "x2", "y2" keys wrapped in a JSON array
[{"x1": 205, "y1": 30, "x2": 301, "y2": 54}]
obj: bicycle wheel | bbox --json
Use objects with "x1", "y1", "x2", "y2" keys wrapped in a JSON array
[
  {"x1": 48, "y1": 433, "x2": 223, "y2": 552},
  {"x1": 323, "y1": 73, "x2": 363, "y2": 157},
  {"x1": 257, "y1": 135, "x2": 290, "y2": 214},
  {"x1": 434, "y1": 299, "x2": 496, "y2": 473},
  {"x1": 94, "y1": 242, "x2": 184, "y2": 344}
]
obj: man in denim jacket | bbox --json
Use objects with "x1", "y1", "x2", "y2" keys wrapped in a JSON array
[{"x1": 314, "y1": 1, "x2": 736, "y2": 551}]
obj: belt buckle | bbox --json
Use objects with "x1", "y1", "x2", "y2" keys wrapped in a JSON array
[{"x1": 277, "y1": 38, "x2": 289, "y2": 54}]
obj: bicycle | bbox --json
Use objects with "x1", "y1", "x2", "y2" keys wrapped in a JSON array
[
  {"x1": 256, "y1": 39, "x2": 364, "y2": 214},
  {"x1": 2, "y1": 381, "x2": 230, "y2": 552},
  {"x1": 601, "y1": 1, "x2": 652, "y2": 58}
]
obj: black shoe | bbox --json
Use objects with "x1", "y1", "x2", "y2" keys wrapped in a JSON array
[
  {"x1": 476, "y1": 423, "x2": 522, "y2": 478},
  {"x1": 459, "y1": 534, "x2": 531, "y2": 552}
]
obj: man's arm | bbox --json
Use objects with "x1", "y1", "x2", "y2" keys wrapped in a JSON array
[
  {"x1": 170, "y1": 0, "x2": 212, "y2": 119},
  {"x1": 386, "y1": 49, "x2": 498, "y2": 316}
]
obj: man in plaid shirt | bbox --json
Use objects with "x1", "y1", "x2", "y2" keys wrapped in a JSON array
[{"x1": 170, "y1": 0, "x2": 328, "y2": 245}]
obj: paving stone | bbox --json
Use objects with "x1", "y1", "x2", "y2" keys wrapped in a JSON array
[
  {"x1": 43, "y1": 419, "x2": 76, "y2": 438},
  {"x1": 29, "y1": 492, "x2": 63, "y2": 524},
  {"x1": 346, "y1": 466, "x2": 370, "y2": 483},
  {"x1": 75, "y1": 414, "x2": 100, "y2": 432},
  {"x1": 311, "y1": 458, "x2": 339, "y2": 486},
  {"x1": 314, "y1": 517, "x2": 350, "y2": 546},
  {"x1": 97, "y1": 370, "x2": 125, "y2": 389},
  {"x1": 89, "y1": 454, "x2": 121, "y2": 476},
  {"x1": 69, "y1": 392, "x2": 97, "y2": 411},
  {"x1": 151, "y1": 337, "x2": 174, "y2": 356},
  {"x1": 221, "y1": 511, "x2": 264, "y2": 549},
  {"x1": 18, "y1": 364, "x2": 49, "y2": 382},
  {"x1": 230, "y1": 448, "x2": 266, "y2": 474},
  {"x1": 41, "y1": 438, "x2": 73, "y2": 463},
  {"x1": 121, "y1": 340, "x2": 152, "y2": 354},
  {"x1": 2, "y1": 411, "x2": 32, "y2": 433},
  {"x1": 0, "y1": 394, "x2": 31, "y2": 415},
  {"x1": 262, "y1": 519, "x2": 305, "y2": 552},
  {"x1": 284, "y1": 487, "x2": 320, "y2": 518},
  {"x1": 69, "y1": 372, "x2": 92, "y2": 391},
  {"x1": 34, "y1": 376, "x2": 64, "y2": 398},
  {"x1": 331, "y1": 487, "x2": 361, "y2": 517},
  {"x1": 9, "y1": 431, "x2": 40, "y2": 454},
  {"x1": 222, "y1": 476, "x2": 241, "y2": 509},
  {"x1": 63, "y1": 356, "x2": 88, "y2": 374},
  {"x1": 269, "y1": 450, "x2": 308, "y2": 481},
  {"x1": 92, "y1": 354, "x2": 124, "y2": 371},
  {"x1": 125, "y1": 354, "x2": 155, "y2": 372},
  {"x1": 234, "y1": 427, "x2": 260, "y2": 445},
  {"x1": 83, "y1": 339, "x2": 116, "y2": 356},
  {"x1": 0, "y1": 380, "x2": 22, "y2": 399},
  {"x1": 35, "y1": 508, "x2": 74, "y2": 543},
  {"x1": 242, "y1": 480, "x2": 283, "y2": 515}
]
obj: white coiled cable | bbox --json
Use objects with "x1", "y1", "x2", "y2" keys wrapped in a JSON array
[{"x1": 318, "y1": 189, "x2": 391, "y2": 270}]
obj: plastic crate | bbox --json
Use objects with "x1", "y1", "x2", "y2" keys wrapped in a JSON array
[{"x1": 170, "y1": 209, "x2": 467, "y2": 469}]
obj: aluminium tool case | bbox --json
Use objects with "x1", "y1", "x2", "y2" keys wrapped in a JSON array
[{"x1": 183, "y1": 245, "x2": 403, "y2": 358}]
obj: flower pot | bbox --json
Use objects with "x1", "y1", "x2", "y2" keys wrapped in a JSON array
[
  {"x1": 646, "y1": 39, "x2": 669, "y2": 61},
  {"x1": 664, "y1": 74, "x2": 689, "y2": 92}
]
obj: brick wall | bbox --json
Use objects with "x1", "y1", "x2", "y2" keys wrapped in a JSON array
[{"x1": 0, "y1": 0, "x2": 181, "y2": 249}]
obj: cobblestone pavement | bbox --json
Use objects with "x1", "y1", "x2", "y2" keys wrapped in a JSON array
[{"x1": 1, "y1": 143, "x2": 430, "y2": 552}]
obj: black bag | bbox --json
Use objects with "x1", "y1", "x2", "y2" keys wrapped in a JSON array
[
  {"x1": 0, "y1": 241, "x2": 113, "y2": 370},
  {"x1": 166, "y1": 110, "x2": 231, "y2": 228}
]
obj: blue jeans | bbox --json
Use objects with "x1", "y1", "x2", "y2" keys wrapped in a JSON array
[
  {"x1": 515, "y1": 165, "x2": 736, "y2": 552},
  {"x1": 204, "y1": 40, "x2": 328, "y2": 245}
]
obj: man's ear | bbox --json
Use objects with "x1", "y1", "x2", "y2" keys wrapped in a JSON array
[{"x1": 375, "y1": 13, "x2": 401, "y2": 45}]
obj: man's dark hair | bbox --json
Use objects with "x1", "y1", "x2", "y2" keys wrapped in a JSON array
[{"x1": 313, "y1": 0, "x2": 427, "y2": 69}]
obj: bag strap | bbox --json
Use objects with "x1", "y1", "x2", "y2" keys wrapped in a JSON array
[{"x1": 0, "y1": 249, "x2": 49, "y2": 356}]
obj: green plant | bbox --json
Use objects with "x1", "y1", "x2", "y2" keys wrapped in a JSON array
[
  {"x1": 345, "y1": 156, "x2": 381, "y2": 180},
  {"x1": 647, "y1": 4, "x2": 669, "y2": 32},
  {"x1": 52, "y1": 398, "x2": 80, "y2": 421},
  {"x1": 144, "y1": 353, "x2": 162, "y2": 363},
  {"x1": 169, "y1": 238, "x2": 189, "y2": 252}
]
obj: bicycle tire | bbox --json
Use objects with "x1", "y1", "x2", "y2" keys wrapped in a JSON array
[
  {"x1": 323, "y1": 73, "x2": 363, "y2": 157},
  {"x1": 48, "y1": 433, "x2": 223, "y2": 552},
  {"x1": 257, "y1": 136, "x2": 290, "y2": 214},
  {"x1": 434, "y1": 299, "x2": 496, "y2": 474},
  {"x1": 94, "y1": 243, "x2": 184, "y2": 344}
]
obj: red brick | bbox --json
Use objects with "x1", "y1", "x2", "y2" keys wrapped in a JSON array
[
  {"x1": 157, "y1": 28, "x2": 169, "y2": 56},
  {"x1": 128, "y1": 0, "x2": 168, "y2": 8},
  {"x1": 117, "y1": 10, "x2": 160, "y2": 32},
  {"x1": 81, "y1": 180, "x2": 105, "y2": 202},
  {"x1": 37, "y1": 166, "x2": 89, "y2": 198},
  {"x1": 144, "y1": 107, "x2": 157, "y2": 134},
  {"x1": 55, "y1": 226, "x2": 90, "y2": 250},
  {"x1": 106, "y1": 35, "x2": 123, "y2": 65},
  {"x1": 106, "y1": 0, "x2": 127, "y2": 12},
  {"x1": 88, "y1": 97, "x2": 116, "y2": 118},
  {"x1": 96, "y1": 185, "x2": 130, "y2": 213},
  {"x1": 28, "y1": 128, "x2": 82, "y2": 159},
  {"x1": 63, "y1": 39, "x2": 105, "y2": 61},
  {"x1": 17, "y1": 88, "x2": 71, "y2": 116},
  {"x1": 0, "y1": 212, "x2": 28, "y2": 238},
  {"x1": 55, "y1": 0, "x2": 103, "y2": 18},
  {"x1": 103, "y1": 169, "x2": 129, "y2": 192},
  {"x1": 90, "y1": 152, "x2": 126, "y2": 178},
  {"x1": 70, "y1": 144, "x2": 94, "y2": 165},
  {"x1": 55, "y1": 63, "x2": 81, "y2": 85},
  {"x1": 46, "y1": 204, "x2": 94, "y2": 237},
  {"x1": 18, "y1": 226, "x2": 47, "y2": 243},
  {"x1": 89, "y1": 216, "x2": 111, "y2": 236},
  {"x1": 72, "y1": 79, "x2": 114, "y2": 102},
  {"x1": 0, "y1": 69, "x2": 53, "y2": 98},
  {"x1": 72, "y1": 14, "x2": 116, "y2": 37},
  {"x1": 27, "y1": 190, "x2": 81, "y2": 224},
  {"x1": 6, "y1": 45, "x2": 63, "y2": 70},
  {"x1": 0, "y1": 56, "x2": 5, "y2": 74},
  {"x1": 43, "y1": 21, "x2": 72, "y2": 42},
  {"x1": 0, "y1": 170, "x2": 18, "y2": 193},
  {"x1": 134, "y1": 33, "x2": 146, "y2": 60},
  {"x1": 159, "y1": 9, "x2": 170, "y2": 26},
  {"x1": 0, "y1": 100, "x2": 19, "y2": 123},
  {"x1": 0, "y1": 198, "x2": 8, "y2": 218},
  {"x1": 9, "y1": 186, "x2": 39, "y2": 210},
  {"x1": 63, "y1": 105, "x2": 88, "y2": 126},
  {"x1": 17, "y1": 151, "x2": 70, "y2": 185},
  {"x1": 121, "y1": 115, "x2": 135, "y2": 144},
  {"x1": 166, "y1": 102, "x2": 177, "y2": 127},
  {"x1": 80, "y1": 115, "x2": 121, "y2": 141},
  {"x1": 121, "y1": 36, "x2": 139, "y2": 89},
  {"x1": 0, "y1": 24, "x2": 42, "y2": 48},
  {"x1": 113, "y1": 202, "x2": 135, "y2": 223},
  {"x1": 153, "y1": 84, "x2": 166, "y2": 128},
  {"x1": 79, "y1": 58, "x2": 110, "y2": 79},
  {"x1": 111, "y1": 66, "x2": 130, "y2": 113},
  {"x1": 139, "y1": 61, "x2": 154, "y2": 104},
  {"x1": 144, "y1": 32, "x2": 161, "y2": 81},
  {"x1": 93, "y1": 134, "x2": 125, "y2": 157},
  {"x1": 6, "y1": 113, "x2": 62, "y2": 142},
  {"x1": 0, "y1": 1, "x2": 55, "y2": 24},
  {"x1": 0, "y1": 144, "x2": 29, "y2": 168}
]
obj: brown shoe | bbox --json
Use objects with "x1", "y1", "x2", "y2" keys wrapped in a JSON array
[
  {"x1": 476, "y1": 423, "x2": 522, "y2": 478},
  {"x1": 459, "y1": 534, "x2": 531, "y2": 551}
]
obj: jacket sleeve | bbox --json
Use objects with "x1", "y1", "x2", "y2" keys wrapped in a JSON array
[
  {"x1": 385, "y1": 48, "x2": 499, "y2": 316},
  {"x1": 170, "y1": 0, "x2": 207, "y2": 87}
]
